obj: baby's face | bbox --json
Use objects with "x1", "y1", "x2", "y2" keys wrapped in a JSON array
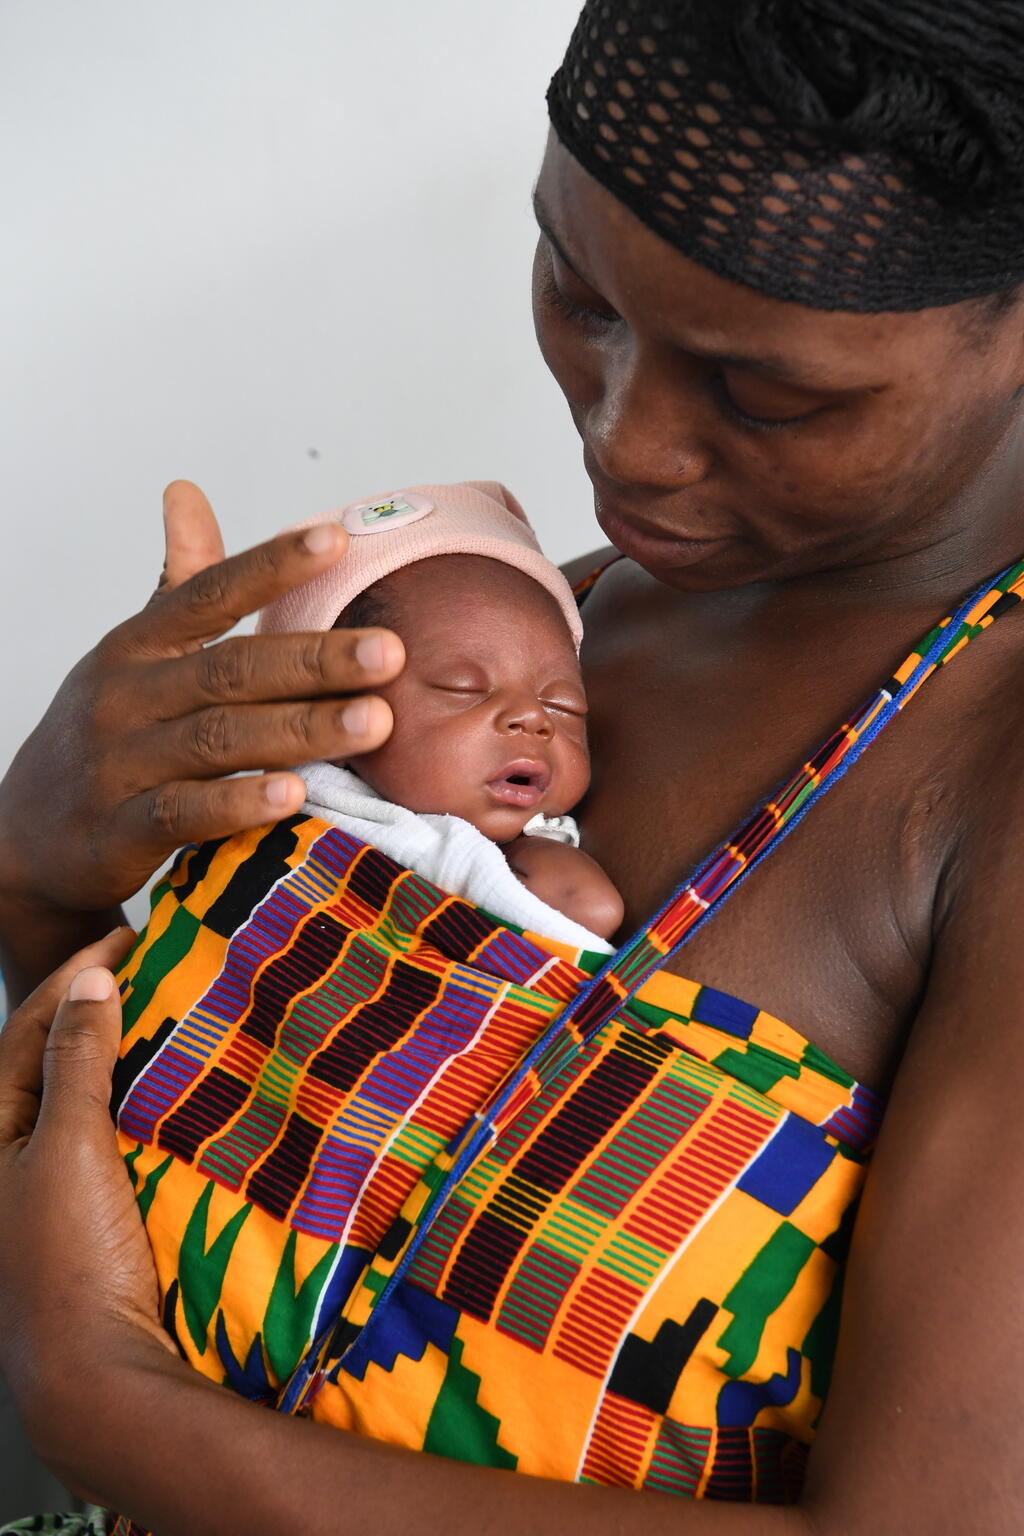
[{"x1": 343, "y1": 554, "x2": 590, "y2": 842}]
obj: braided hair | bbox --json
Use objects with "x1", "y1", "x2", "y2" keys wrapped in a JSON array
[
  {"x1": 732, "y1": 0, "x2": 1024, "y2": 200},
  {"x1": 547, "y1": 1, "x2": 1024, "y2": 310}
]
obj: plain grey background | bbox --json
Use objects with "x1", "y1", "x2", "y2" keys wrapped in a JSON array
[{"x1": 0, "y1": 0, "x2": 600, "y2": 1518}]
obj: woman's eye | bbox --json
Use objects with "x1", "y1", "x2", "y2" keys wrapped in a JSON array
[
  {"x1": 713, "y1": 370, "x2": 818, "y2": 432},
  {"x1": 540, "y1": 265, "x2": 619, "y2": 329}
]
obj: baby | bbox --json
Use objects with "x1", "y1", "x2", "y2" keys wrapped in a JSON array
[
  {"x1": 109, "y1": 479, "x2": 624, "y2": 1422},
  {"x1": 258, "y1": 480, "x2": 623, "y2": 946}
]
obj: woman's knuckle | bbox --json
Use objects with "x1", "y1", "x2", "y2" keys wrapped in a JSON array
[
  {"x1": 199, "y1": 640, "x2": 248, "y2": 699},
  {"x1": 148, "y1": 783, "x2": 185, "y2": 840},
  {"x1": 189, "y1": 707, "x2": 232, "y2": 764},
  {"x1": 254, "y1": 539, "x2": 284, "y2": 574},
  {"x1": 47, "y1": 1024, "x2": 101, "y2": 1062},
  {"x1": 186, "y1": 564, "x2": 232, "y2": 613},
  {"x1": 103, "y1": 599, "x2": 175, "y2": 660},
  {"x1": 299, "y1": 634, "x2": 331, "y2": 688},
  {"x1": 291, "y1": 705, "x2": 318, "y2": 750},
  {"x1": 241, "y1": 541, "x2": 284, "y2": 589}
]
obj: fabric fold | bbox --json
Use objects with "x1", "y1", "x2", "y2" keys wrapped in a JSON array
[{"x1": 299, "y1": 760, "x2": 612, "y2": 954}]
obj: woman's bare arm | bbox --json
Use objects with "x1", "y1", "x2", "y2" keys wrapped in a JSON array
[
  {"x1": 38, "y1": 1353, "x2": 809, "y2": 1536},
  {"x1": 796, "y1": 743, "x2": 1024, "y2": 1533},
  {"x1": 0, "y1": 482, "x2": 404, "y2": 1004}
]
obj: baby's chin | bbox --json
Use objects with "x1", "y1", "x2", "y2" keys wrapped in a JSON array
[{"x1": 464, "y1": 797, "x2": 568, "y2": 845}]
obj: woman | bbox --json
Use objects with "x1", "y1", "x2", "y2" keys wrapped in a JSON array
[{"x1": 3, "y1": 0, "x2": 1024, "y2": 1529}]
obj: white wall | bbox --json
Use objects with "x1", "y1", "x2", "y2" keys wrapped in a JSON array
[{"x1": 0, "y1": 0, "x2": 598, "y2": 812}]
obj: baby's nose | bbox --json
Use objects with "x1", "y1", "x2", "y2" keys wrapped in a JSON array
[{"x1": 498, "y1": 694, "x2": 552, "y2": 737}]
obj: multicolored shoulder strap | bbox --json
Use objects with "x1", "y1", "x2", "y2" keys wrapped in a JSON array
[
  {"x1": 568, "y1": 551, "x2": 1024, "y2": 1042},
  {"x1": 278, "y1": 551, "x2": 1024, "y2": 1415}
]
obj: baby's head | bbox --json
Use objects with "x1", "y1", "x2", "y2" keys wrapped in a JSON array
[
  {"x1": 337, "y1": 553, "x2": 588, "y2": 841},
  {"x1": 258, "y1": 483, "x2": 589, "y2": 843}
]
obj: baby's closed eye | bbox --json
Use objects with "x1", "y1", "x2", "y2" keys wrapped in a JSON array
[{"x1": 539, "y1": 685, "x2": 588, "y2": 718}]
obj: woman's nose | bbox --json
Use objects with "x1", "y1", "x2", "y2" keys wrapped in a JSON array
[
  {"x1": 586, "y1": 337, "x2": 713, "y2": 493},
  {"x1": 496, "y1": 694, "x2": 553, "y2": 738}
]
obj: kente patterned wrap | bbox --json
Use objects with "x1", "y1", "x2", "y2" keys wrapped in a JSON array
[{"x1": 90, "y1": 552, "x2": 1024, "y2": 1536}]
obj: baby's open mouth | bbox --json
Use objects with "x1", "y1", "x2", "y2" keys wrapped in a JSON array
[{"x1": 485, "y1": 760, "x2": 551, "y2": 809}]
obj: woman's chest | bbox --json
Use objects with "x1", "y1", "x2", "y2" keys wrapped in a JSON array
[{"x1": 575, "y1": 598, "x2": 983, "y2": 1095}]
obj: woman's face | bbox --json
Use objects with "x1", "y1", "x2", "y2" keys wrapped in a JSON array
[{"x1": 533, "y1": 135, "x2": 1024, "y2": 591}]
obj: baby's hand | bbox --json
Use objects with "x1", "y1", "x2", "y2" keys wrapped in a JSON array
[{"x1": 505, "y1": 836, "x2": 624, "y2": 941}]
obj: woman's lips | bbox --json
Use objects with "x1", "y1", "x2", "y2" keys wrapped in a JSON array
[
  {"x1": 485, "y1": 760, "x2": 551, "y2": 809},
  {"x1": 596, "y1": 499, "x2": 733, "y2": 567}
]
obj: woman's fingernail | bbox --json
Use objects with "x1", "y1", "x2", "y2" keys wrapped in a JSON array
[
  {"x1": 69, "y1": 967, "x2": 114, "y2": 1002},
  {"x1": 265, "y1": 776, "x2": 297, "y2": 807},
  {"x1": 355, "y1": 634, "x2": 385, "y2": 673},
  {"x1": 341, "y1": 699, "x2": 371, "y2": 737},
  {"x1": 303, "y1": 525, "x2": 339, "y2": 555}
]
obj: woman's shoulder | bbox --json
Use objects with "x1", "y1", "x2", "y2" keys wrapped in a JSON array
[
  {"x1": 938, "y1": 588, "x2": 1024, "y2": 768},
  {"x1": 921, "y1": 594, "x2": 1024, "y2": 907}
]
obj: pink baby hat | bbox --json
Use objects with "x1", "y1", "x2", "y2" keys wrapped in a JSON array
[{"x1": 257, "y1": 481, "x2": 583, "y2": 646}]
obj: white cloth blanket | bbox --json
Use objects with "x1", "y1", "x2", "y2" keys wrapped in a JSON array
[{"x1": 299, "y1": 761, "x2": 613, "y2": 955}]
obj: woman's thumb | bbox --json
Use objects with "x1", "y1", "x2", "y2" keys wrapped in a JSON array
[
  {"x1": 37, "y1": 968, "x2": 123, "y2": 1134},
  {"x1": 156, "y1": 479, "x2": 227, "y2": 594}
]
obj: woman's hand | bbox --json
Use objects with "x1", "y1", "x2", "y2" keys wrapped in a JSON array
[
  {"x1": 0, "y1": 929, "x2": 178, "y2": 1485},
  {"x1": 0, "y1": 482, "x2": 405, "y2": 1000}
]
